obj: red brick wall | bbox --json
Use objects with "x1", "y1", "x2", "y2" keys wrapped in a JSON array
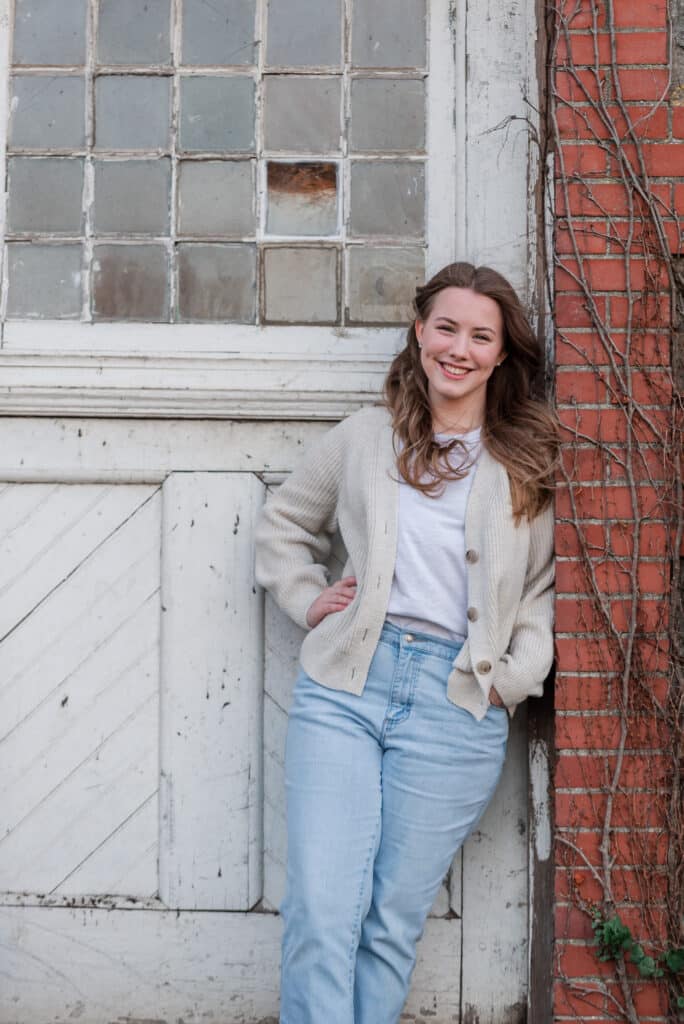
[{"x1": 551, "y1": 0, "x2": 680, "y2": 1020}]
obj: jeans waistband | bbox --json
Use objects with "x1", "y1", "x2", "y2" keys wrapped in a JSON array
[{"x1": 380, "y1": 619, "x2": 465, "y2": 661}]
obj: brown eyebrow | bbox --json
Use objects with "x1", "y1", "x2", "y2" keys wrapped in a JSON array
[{"x1": 435, "y1": 317, "x2": 496, "y2": 334}]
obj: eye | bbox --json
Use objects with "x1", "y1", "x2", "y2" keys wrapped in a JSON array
[{"x1": 474, "y1": 333, "x2": 492, "y2": 343}]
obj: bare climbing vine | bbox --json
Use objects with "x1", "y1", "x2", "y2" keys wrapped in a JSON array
[{"x1": 542, "y1": 0, "x2": 684, "y2": 1020}]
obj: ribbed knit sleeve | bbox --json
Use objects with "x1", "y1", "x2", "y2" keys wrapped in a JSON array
[
  {"x1": 254, "y1": 419, "x2": 347, "y2": 631},
  {"x1": 491, "y1": 501, "x2": 555, "y2": 707}
]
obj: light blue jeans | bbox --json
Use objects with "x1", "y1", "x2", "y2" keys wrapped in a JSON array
[{"x1": 279, "y1": 620, "x2": 510, "y2": 1024}]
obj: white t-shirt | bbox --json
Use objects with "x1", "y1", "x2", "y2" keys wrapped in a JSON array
[{"x1": 386, "y1": 428, "x2": 482, "y2": 641}]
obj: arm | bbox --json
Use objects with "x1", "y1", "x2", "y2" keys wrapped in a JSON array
[
  {"x1": 254, "y1": 420, "x2": 346, "y2": 630},
  {"x1": 491, "y1": 501, "x2": 555, "y2": 708}
]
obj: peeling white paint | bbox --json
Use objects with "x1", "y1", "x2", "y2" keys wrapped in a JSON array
[{"x1": 530, "y1": 738, "x2": 551, "y2": 861}]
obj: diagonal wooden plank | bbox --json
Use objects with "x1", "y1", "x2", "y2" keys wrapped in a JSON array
[
  {"x1": 52, "y1": 794, "x2": 158, "y2": 898},
  {"x1": 0, "y1": 483, "x2": 158, "y2": 638},
  {"x1": 0, "y1": 493, "x2": 161, "y2": 739},
  {"x1": 0, "y1": 695, "x2": 158, "y2": 894}
]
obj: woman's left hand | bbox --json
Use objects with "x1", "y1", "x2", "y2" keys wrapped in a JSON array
[{"x1": 489, "y1": 687, "x2": 505, "y2": 708}]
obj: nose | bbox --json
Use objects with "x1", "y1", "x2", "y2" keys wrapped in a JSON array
[{"x1": 446, "y1": 331, "x2": 470, "y2": 359}]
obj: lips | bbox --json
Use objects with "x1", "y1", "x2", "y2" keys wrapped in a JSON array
[{"x1": 438, "y1": 361, "x2": 470, "y2": 380}]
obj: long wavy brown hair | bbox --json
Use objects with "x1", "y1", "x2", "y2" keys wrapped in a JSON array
[{"x1": 383, "y1": 261, "x2": 560, "y2": 521}]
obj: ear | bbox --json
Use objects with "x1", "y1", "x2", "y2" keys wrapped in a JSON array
[
  {"x1": 415, "y1": 319, "x2": 423, "y2": 343},
  {"x1": 497, "y1": 351, "x2": 508, "y2": 366}
]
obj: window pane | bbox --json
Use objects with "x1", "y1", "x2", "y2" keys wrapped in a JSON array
[
  {"x1": 7, "y1": 243, "x2": 82, "y2": 318},
  {"x1": 264, "y1": 247, "x2": 338, "y2": 323},
  {"x1": 93, "y1": 159, "x2": 171, "y2": 234},
  {"x1": 347, "y1": 246, "x2": 423, "y2": 323},
  {"x1": 9, "y1": 75, "x2": 86, "y2": 150},
  {"x1": 13, "y1": 0, "x2": 86, "y2": 65},
  {"x1": 266, "y1": 162, "x2": 338, "y2": 236},
  {"x1": 350, "y1": 78, "x2": 425, "y2": 153},
  {"x1": 352, "y1": 0, "x2": 426, "y2": 69},
  {"x1": 97, "y1": 0, "x2": 171, "y2": 66},
  {"x1": 349, "y1": 161, "x2": 424, "y2": 238},
  {"x1": 178, "y1": 160, "x2": 256, "y2": 237},
  {"x1": 177, "y1": 244, "x2": 257, "y2": 321},
  {"x1": 182, "y1": 0, "x2": 256, "y2": 66},
  {"x1": 95, "y1": 76, "x2": 171, "y2": 151},
  {"x1": 92, "y1": 244, "x2": 169, "y2": 320},
  {"x1": 7, "y1": 157, "x2": 84, "y2": 234},
  {"x1": 180, "y1": 76, "x2": 255, "y2": 153},
  {"x1": 266, "y1": 0, "x2": 342, "y2": 68},
  {"x1": 264, "y1": 76, "x2": 341, "y2": 152}
]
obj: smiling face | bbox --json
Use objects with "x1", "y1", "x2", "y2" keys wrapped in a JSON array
[{"x1": 416, "y1": 286, "x2": 506, "y2": 433}]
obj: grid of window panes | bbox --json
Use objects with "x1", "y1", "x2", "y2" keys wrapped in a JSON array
[{"x1": 5, "y1": 0, "x2": 427, "y2": 324}]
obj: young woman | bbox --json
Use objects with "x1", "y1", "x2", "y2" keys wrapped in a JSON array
[{"x1": 255, "y1": 261, "x2": 558, "y2": 1024}]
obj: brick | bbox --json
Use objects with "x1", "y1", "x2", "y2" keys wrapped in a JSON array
[
  {"x1": 555, "y1": 484, "x2": 662, "y2": 520},
  {"x1": 554, "y1": 291, "x2": 607, "y2": 328},
  {"x1": 556, "y1": 368, "x2": 609, "y2": 403},
  {"x1": 555, "y1": 68, "x2": 610, "y2": 105},
  {"x1": 555, "y1": 180, "x2": 671, "y2": 218},
  {"x1": 555, "y1": 790, "x2": 667, "y2": 829},
  {"x1": 556, "y1": 942, "x2": 615, "y2": 979},
  {"x1": 643, "y1": 142, "x2": 684, "y2": 176},
  {"x1": 556, "y1": 143, "x2": 608, "y2": 177},
  {"x1": 555, "y1": 751, "x2": 669, "y2": 789},
  {"x1": 673, "y1": 106, "x2": 684, "y2": 138},
  {"x1": 554, "y1": 673, "x2": 616, "y2": 710},
  {"x1": 609, "y1": 521, "x2": 668, "y2": 558},
  {"x1": 555, "y1": 520, "x2": 606, "y2": 556},
  {"x1": 555, "y1": 864, "x2": 668, "y2": 902},
  {"x1": 618, "y1": 67, "x2": 671, "y2": 102},
  {"x1": 612, "y1": 0, "x2": 667, "y2": 29},
  {"x1": 555, "y1": 219, "x2": 609, "y2": 255},
  {"x1": 555, "y1": 828, "x2": 670, "y2": 868},
  {"x1": 555, "y1": 711, "x2": 670, "y2": 750}
]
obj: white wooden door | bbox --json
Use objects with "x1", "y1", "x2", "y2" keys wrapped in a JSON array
[{"x1": 0, "y1": 417, "x2": 528, "y2": 1023}]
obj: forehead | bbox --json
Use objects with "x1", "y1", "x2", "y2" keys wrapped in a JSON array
[{"x1": 427, "y1": 286, "x2": 503, "y2": 330}]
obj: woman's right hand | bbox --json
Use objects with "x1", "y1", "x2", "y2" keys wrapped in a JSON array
[{"x1": 306, "y1": 576, "x2": 357, "y2": 628}]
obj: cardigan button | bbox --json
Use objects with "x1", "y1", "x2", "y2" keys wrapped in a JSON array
[
  {"x1": 476, "y1": 660, "x2": 492, "y2": 674},
  {"x1": 467, "y1": 607, "x2": 479, "y2": 622},
  {"x1": 465, "y1": 548, "x2": 479, "y2": 564}
]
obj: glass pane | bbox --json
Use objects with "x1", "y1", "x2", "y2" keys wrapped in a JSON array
[
  {"x1": 352, "y1": 0, "x2": 426, "y2": 68},
  {"x1": 350, "y1": 78, "x2": 425, "y2": 153},
  {"x1": 264, "y1": 76, "x2": 341, "y2": 152},
  {"x1": 266, "y1": 0, "x2": 342, "y2": 67},
  {"x1": 182, "y1": 0, "x2": 256, "y2": 66},
  {"x1": 347, "y1": 246, "x2": 424, "y2": 323},
  {"x1": 92, "y1": 244, "x2": 169, "y2": 320},
  {"x1": 349, "y1": 161, "x2": 424, "y2": 238},
  {"x1": 178, "y1": 160, "x2": 255, "y2": 237},
  {"x1": 97, "y1": 0, "x2": 171, "y2": 65},
  {"x1": 266, "y1": 162, "x2": 338, "y2": 236},
  {"x1": 177, "y1": 243, "x2": 257, "y2": 321},
  {"x1": 93, "y1": 159, "x2": 171, "y2": 234},
  {"x1": 263, "y1": 247, "x2": 338, "y2": 323},
  {"x1": 9, "y1": 75, "x2": 86, "y2": 150},
  {"x1": 180, "y1": 76, "x2": 255, "y2": 152},
  {"x1": 95, "y1": 76, "x2": 171, "y2": 151},
  {"x1": 6, "y1": 243, "x2": 82, "y2": 318},
  {"x1": 7, "y1": 157, "x2": 84, "y2": 234},
  {"x1": 13, "y1": 0, "x2": 86, "y2": 65}
]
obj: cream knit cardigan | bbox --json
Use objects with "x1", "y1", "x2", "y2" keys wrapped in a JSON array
[{"x1": 254, "y1": 405, "x2": 555, "y2": 721}]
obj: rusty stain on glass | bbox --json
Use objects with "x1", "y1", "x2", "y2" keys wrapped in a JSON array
[{"x1": 266, "y1": 161, "x2": 338, "y2": 236}]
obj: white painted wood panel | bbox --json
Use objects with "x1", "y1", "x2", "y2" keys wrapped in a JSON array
[
  {"x1": 461, "y1": 706, "x2": 530, "y2": 1021},
  {"x1": 159, "y1": 472, "x2": 265, "y2": 911},
  {"x1": 0, "y1": 904, "x2": 461, "y2": 1024}
]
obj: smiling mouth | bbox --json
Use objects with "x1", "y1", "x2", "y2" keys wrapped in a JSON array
[{"x1": 438, "y1": 361, "x2": 471, "y2": 380}]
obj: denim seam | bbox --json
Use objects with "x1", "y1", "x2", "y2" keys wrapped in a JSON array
[{"x1": 347, "y1": 800, "x2": 382, "y2": 1003}]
